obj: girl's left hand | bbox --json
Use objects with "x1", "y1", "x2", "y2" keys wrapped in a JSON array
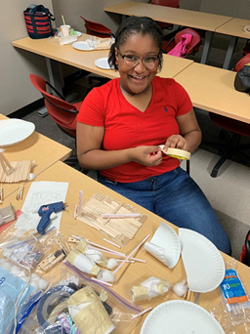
[{"x1": 164, "y1": 135, "x2": 189, "y2": 151}]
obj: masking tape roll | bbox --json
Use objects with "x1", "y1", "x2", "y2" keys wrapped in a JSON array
[
  {"x1": 159, "y1": 146, "x2": 191, "y2": 160},
  {"x1": 37, "y1": 285, "x2": 76, "y2": 327}
]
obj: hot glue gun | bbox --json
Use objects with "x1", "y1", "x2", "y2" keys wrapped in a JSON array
[{"x1": 37, "y1": 201, "x2": 65, "y2": 234}]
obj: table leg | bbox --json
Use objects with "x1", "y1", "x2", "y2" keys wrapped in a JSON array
[
  {"x1": 45, "y1": 58, "x2": 64, "y2": 97},
  {"x1": 200, "y1": 31, "x2": 213, "y2": 64},
  {"x1": 223, "y1": 36, "x2": 238, "y2": 69}
]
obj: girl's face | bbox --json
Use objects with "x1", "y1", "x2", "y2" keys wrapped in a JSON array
[{"x1": 115, "y1": 33, "x2": 160, "y2": 95}]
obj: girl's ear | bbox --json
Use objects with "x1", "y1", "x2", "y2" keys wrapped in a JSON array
[{"x1": 115, "y1": 48, "x2": 119, "y2": 63}]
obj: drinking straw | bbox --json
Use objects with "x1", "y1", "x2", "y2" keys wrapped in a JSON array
[
  {"x1": 113, "y1": 234, "x2": 150, "y2": 275},
  {"x1": 131, "y1": 307, "x2": 153, "y2": 320},
  {"x1": 61, "y1": 15, "x2": 66, "y2": 25}
]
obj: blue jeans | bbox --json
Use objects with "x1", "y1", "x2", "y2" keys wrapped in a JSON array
[{"x1": 98, "y1": 167, "x2": 231, "y2": 255}]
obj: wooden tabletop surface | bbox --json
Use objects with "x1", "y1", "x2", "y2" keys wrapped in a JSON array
[
  {"x1": 0, "y1": 113, "x2": 72, "y2": 198},
  {"x1": 4, "y1": 159, "x2": 250, "y2": 334},
  {"x1": 174, "y1": 62, "x2": 250, "y2": 124},
  {"x1": 104, "y1": 1, "x2": 233, "y2": 32},
  {"x1": 216, "y1": 17, "x2": 250, "y2": 39},
  {"x1": 12, "y1": 34, "x2": 194, "y2": 79}
]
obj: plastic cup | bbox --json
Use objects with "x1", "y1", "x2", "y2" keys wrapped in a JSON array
[{"x1": 60, "y1": 24, "x2": 70, "y2": 37}]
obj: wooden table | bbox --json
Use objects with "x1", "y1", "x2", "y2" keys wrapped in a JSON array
[
  {"x1": 12, "y1": 34, "x2": 193, "y2": 93},
  {"x1": 0, "y1": 113, "x2": 72, "y2": 199},
  {"x1": 104, "y1": 1, "x2": 233, "y2": 64},
  {"x1": 5, "y1": 160, "x2": 250, "y2": 334},
  {"x1": 174, "y1": 62, "x2": 250, "y2": 124},
  {"x1": 215, "y1": 18, "x2": 250, "y2": 68}
]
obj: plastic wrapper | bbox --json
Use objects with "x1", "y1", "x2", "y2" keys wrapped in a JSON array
[
  {"x1": 0, "y1": 225, "x2": 71, "y2": 274},
  {"x1": 14, "y1": 261, "x2": 142, "y2": 334},
  {"x1": 0, "y1": 256, "x2": 49, "y2": 334},
  {"x1": 209, "y1": 258, "x2": 250, "y2": 333}
]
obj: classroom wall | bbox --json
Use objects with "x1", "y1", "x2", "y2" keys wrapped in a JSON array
[
  {"x1": 2, "y1": 0, "x2": 250, "y2": 115},
  {"x1": 52, "y1": 0, "x2": 202, "y2": 34},
  {"x1": 0, "y1": 0, "x2": 54, "y2": 115},
  {"x1": 200, "y1": 0, "x2": 250, "y2": 19}
]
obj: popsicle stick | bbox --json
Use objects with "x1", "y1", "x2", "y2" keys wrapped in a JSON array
[
  {"x1": 0, "y1": 151, "x2": 14, "y2": 175},
  {"x1": 113, "y1": 234, "x2": 150, "y2": 275}
]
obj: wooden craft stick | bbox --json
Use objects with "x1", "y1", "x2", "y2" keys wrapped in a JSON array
[
  {"x1": 113, "y1": 234, "x2": 150, "y2": 275},
  {"x1": 0, "y1": 187, "x2": 3, "y2": 203},
  {"x1": 16, "y1": 185, "x2": 24, "y2": 200},
  {"x1": 0, "y1": 151, "x2": 14, "y2": 175}
]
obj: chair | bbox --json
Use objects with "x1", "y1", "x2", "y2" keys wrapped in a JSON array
[
  {"x1": 80, "y1": 16, "x2": 113, "y2": 38},
  {"x1": 208, "y1": 54, "x2": 250, "y2": 178},
  {"x1": 29, "y1": 74, "x2": 83, "y2": 170},
  {"x1": 79, "y1": 16, "x2": 112, "y2": 89},
  {"x1": 149, "y1": 0, "x2": 180, "y2": 31},
  {"x1": 162, "y1": 28, "x2": 201, "y2": 56}
]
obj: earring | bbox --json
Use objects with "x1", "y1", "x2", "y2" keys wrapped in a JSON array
[{"x1": 115, "y1": 60, "x2": 118, "y2": 65}]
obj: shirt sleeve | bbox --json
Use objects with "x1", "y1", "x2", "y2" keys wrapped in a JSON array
[
  {"x1": 174, "y1": 80, "x2": 193, "y2": 116},
  {"x1": 77, "y1": 87, "x2": 105, "y2": 126}
]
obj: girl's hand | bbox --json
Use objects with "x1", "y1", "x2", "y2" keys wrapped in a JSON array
[
  {"x1": 164, "y1": 135, "x2": 189, "y2": 151},
  {"x1": 130, "y1": 145, "x2": 162, "y2": 166}
]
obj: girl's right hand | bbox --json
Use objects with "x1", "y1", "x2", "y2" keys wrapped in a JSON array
[{"x1": 130, "y1": 145, "x2": 162, "y2": 167}]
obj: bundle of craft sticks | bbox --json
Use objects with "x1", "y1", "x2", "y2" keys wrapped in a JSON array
[
  {"x1": 76, "y1": 193, "x2": 147, "y2": 246},
  {"x1": 0, "y1": 160, "x2": 32, "y2": 183}
]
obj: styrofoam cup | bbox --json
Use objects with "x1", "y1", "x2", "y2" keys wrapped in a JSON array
[{"x1": 60, "y1": 24, "x2": 70, "y2": 37}]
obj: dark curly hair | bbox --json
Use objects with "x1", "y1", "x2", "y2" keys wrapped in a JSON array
[{"x1": 108, "y1": 16, "x2": 163, "y2": 71}]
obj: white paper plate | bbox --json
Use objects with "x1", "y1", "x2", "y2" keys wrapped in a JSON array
[
  {"x1": 141, "y1": 300, "x2": 225, "y2": 334},
  {"x1": 0, "y1": 119, "x2": 35, "y2": 147},
  {"x1": 144, "y1": 222, "x2": 181, "y2": 268},
  {"x1": 95, "y1": 57, "x2": 113, "y2": 70},
  {"x1": 58, "y1": 31, "x2": 82, "y2": 37},
  {"x1": 72, "y1": 41, "x2": 94, "y2": 51},
  {"x1": 179, "y1": 228, "x2": 225, "y2": 293}
]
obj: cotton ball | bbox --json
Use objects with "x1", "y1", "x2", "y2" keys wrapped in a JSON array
[
  {"x1": 106, "y1": 258, "x2": 118, "y2": 270},
  {"x1": 97, "y1": 269, "x2": 115, "y2": 283},
  {"x1": 28, "y1": 173, "x2": 36, "y2": 181},
  {"x1": 38, "y1": 278, "x2": 48, "y2": 290},
  {"x1": 31, "y1": 273, "x2": 40, "y2": 283},
  {"x1": 173, "y1": 280, "x2": 187, "y2": 297}
]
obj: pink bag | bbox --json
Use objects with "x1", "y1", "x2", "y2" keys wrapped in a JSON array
[{"x1": 168, "y1": 34, "x2": 192, "y2": 57}]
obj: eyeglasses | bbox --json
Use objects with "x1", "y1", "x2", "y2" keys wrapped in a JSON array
[{"x1": 117, "y1": 49, "x2": 160, "y2": 68}]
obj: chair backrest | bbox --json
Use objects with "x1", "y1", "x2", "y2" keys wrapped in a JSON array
[
  {"x1": 29, "y1": 74, "x2": 79, "y2": 137},
  {"x1": 234, "y1": 54, "x2": 250, "y2": 72},
  {"x1": 174, "y1": 28, "x2": 201, "y2": 55},
  {"x1": 80, "y1": 16, "x2": 112, "y2": 38}
]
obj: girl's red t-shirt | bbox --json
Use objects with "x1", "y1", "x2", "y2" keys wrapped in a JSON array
[{"x1": 77, "y1": 76, "x2": 193, "y2": 183}]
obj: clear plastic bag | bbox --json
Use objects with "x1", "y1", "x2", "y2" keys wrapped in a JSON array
[
  {"x1": 210, "y1": 258, "x2": 250, "y2": 333},
  {"x1": 18, "y1": 262, "x2": 142, "y2": 334}
]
